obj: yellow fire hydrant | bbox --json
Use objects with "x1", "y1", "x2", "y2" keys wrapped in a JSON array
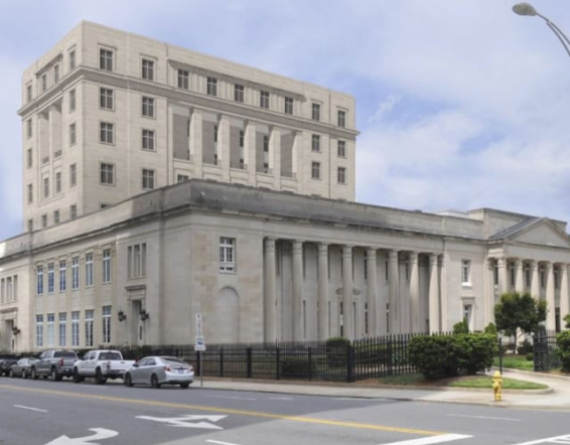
[{"x1": 492, "y1": 371, "x2": 503, "y2": 402}]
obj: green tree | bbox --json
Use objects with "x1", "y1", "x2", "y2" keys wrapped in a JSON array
[
  {"x1": 564, "y1": 314, "x2": 570, "y2": 329},
  {"x1": 494, "y1": 292, "x2": 547, "y2": 340}
]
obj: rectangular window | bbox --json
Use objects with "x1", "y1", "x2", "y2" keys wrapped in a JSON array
[
  {"x1": 311, "y1": 161, "x2": 321, "y2": 180},
  {"x1": 58, "y1": 313, "x2": 67, "y2": 347},
  {"x1": 219, "y1": 237, "x2": 236, "y2": 273},
  {"x1": 100, "y1": 122, "x2": 114, "y2": 144},
  {"x1": 28, "y1": 219, "x2": 33, "y2": 232},
  {"x1": 70, "y1": 164, "x2": 77, "y2": 187},
  {"x1": 36, "y1": 315, "x2": 44, "y2": 347},
  {"x1": 48, "y1": 263, "x2": 55, "y2": 293},
  {"x1": 462, "y1": 260, "x2": 471, "y2": 284},
  {"x1": 54, "y1": 172, "x2": 62, "y2": 194},
  {"x1": 555, "y1": 266, "x2": 560, "y2": 289},
  {"x1": 178, "y1": 69, "x2": 189, "y2": 89},
  {"x1": 100, "y1": 163, "x2": 115, "y2": 185},
  {"x1": 177, "y1": 174, "x2": 189, "y2": 183},
  {"x1": 128, "y1": 243, "x2": 147, "y2": 278},
  {"x1": 337, "y1": 167, "x2": 346, "y2": 184},
  {"x1": 312, "y1": 103, "x2": 321, "y2": 121},
  {"x1": 69, "y1": 123, "x2": 77, "y2": 146},
  {"x1": 54, "y1": 65, "x2": 60, "y2": 83},
  {"x1": 260, "y1": 91, "x2": 270, "y2": 109},
  {"x1": 102, "y1": 306, "x2": 111, "y2": 344},
  {"x1": 207, "y1": 77, "x2": 217, "y2": 96},
  {"x1": 311, "y1": 134, "x2": 321, "y2": 152},
  {"x1": 100, "y1": 88, "x2": 114, "y2": 110},
  {"x1": 85, "y1": 253, "x2": 94, "y2": 287},
  {"x1": 27, "y1": 148, "x2": 33, "y2": 169},
  {"x1": 43, "y1": 177, "x2": 50, "y2": 199},
  {"x1": 59, "y1": 260, "x2": 67, "y2": 292},
  {"x1": 69, "y1": 89, "x2": 76, "y2": 112},
  {"x1": 42, "y1": 214, "x2": 47, "y2": 228},
  {"x1": 85, "y1": 310, "x2": 94, "y2": 347},
  {"x1": 69, "y1": 50, "x2": 76, "y2": 70},
  {"x1": 71, "y1": 256, "x2": 79, "y2": 290},
  {"x1": 142, "y1": 169, "x2": 155, "y2": 190},
  {"x1": 285, "y1": 97, "x2": 294, "y2": 115},
  {"x1": 100, "y1": 48, "x2": 113, "y2": 72},
  {"x1": 540, "y1": 265, "x2": 546, "y2": 289},
  {"x1": 525, "y1": 264, "x2": 531, "y2": 288},
  {"x1": 27, "y1": 183, "x2": 33, "y2": 204},
  {"x1": 27, "y1": 119, "x2": 33, "y2": 139},
  {"x1": 27, "y1": 84, "x2": 32, "y2": 103},
  {"x1": 142, "y1": 96, "x2": 155, "y2": 117},
  {"x1": 47, "y1": 313, "x2": 55, "y2": 347},
  {"x1": 510, "y1": 263, "x2": 516, "y2": 287},
  {"x1": 42, "y1": 74, "x2": 47, "y2": 92},
  {"x1": 234, "y1": 84, "x2": 244, "y2": 103},
  {"x1": 102, "y1": 249, "x2": 111, "y2": 284},
  {"x1": 142, "y1": 59, "x2": 155, "y2": 81},
  {"x1": 338, "y1": 140, "x2": 346, "y2": 158},
  {"x1": 338, "y1": 110, "x2": 346, "y2": 128},
  {"x1": 54, "y1": 210, "x2": 60, "y2": 224},
  {"x1": 71, "y1": 311, "x2": 80, "y2": 347},
  {"x1": 36, "y1": 265, "x2": 44, "y2": 295}
]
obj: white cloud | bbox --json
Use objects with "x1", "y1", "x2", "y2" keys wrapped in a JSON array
[{"x1": 367, "y1": 95, "x2": 401, "y2": 124}]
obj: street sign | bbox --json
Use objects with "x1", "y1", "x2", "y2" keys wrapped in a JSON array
[
  {"x1": 195, "y1": 336, "x2": 206, "y2": 351},
  {"x1": 195, "y1": 313, "x2": 206, "y2": 351}
]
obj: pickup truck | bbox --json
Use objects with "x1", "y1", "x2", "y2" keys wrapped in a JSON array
[
  {"x1": 30, "y1": 350, "x2": 79, "y2": 381},
  {"x1": 73, "y1": 350, "x2": 136, "y2": 384}
]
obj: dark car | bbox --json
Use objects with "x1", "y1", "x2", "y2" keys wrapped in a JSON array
[
  {"x1": 0, "y1": 355, "x2": 19, "y2": 376},
  {"x1": 9, "y1": 358, "x2": 39, "y2": 378}
]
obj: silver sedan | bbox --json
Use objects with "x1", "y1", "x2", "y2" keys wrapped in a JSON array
[
  {"x1": 124, "y1": 356, "x2": 194, "y2": 389},
  {"x1": 10, "y1": 358, "x2": 38, "y2": 378}
]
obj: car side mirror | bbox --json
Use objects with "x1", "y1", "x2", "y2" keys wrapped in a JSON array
[{"x1": 133, "y1": 363, "x2": 139, "y2": 368}]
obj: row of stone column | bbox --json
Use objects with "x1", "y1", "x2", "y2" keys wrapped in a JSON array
[
  {"x1": 263, "y1": 238, "x2": 443, "y2": 341},
  {"x1": 490, "y1": 257, "x2": 570, "y2": 331}
]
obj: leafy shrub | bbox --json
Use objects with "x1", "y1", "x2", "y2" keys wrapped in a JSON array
[
  {"x1": 326, "y1": 337, "x2": 350, "y2": 368},
  {"x1": 354, "y1": 344, "x2": 389, "y2": 364},
  {"x1": 484, "y1": 322, "x2": 498, "y2": 336},
  {"x1": 556, "y1": 331, "x2": 570, "y2": 372},
  {"x1": 454, "y1": 334, "x2": 497, "y2": 375},
  {"x1": 453, "y1": 319, "x2": 469, "y2": 335},
  {"x1": 517, "y1": 339, "x2": 533, "y2": 356},
  {"x1": 526, "y1": 353, "x2": 534, "y2": 362},
  {"x1": 280, "y1": 357, "x2": 317, "y2": 379}
]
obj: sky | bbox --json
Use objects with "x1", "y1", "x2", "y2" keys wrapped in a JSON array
[{"x1": 1, "y1": 0, "x2": 570, "y2": 241}]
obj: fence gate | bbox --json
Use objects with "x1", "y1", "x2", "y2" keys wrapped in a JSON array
[{"x1": 533, "y1": 331, "x2": 559, "y2": 372}]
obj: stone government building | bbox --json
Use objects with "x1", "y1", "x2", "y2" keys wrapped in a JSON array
[{"x1": 1, "y1": 22, "x2": 569, "y2": 352}]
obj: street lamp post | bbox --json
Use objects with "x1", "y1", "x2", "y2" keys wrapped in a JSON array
[{"x1": 513, "y1": 2, "x2": 570, "y2": 59}]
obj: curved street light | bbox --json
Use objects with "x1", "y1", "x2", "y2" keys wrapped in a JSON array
[{"x1": 513, "y1": 2, "x2": 570, "y2": 59}]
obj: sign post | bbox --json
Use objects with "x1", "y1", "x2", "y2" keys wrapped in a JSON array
[{"x1": 194, "y1": 313, "x2": 206, "y2": 387}]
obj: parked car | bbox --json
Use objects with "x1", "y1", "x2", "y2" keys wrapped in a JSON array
[
  {"x1": 73, "y1": 350, "x2": 136, "y2": 384},
  {"x1": 124, "y1": 356, "x2": 194, "y2": 389},
  {"x1": 9, "y1": 357, "x2": 39, "y2": 378},
  {"x1": 0, "y1": 355, "x2": 19, "y2": 376},
  {"x1": 30, "y1": 350, "x2": 79, "y2": 381}
]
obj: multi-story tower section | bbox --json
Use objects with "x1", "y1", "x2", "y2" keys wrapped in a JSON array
[{"x1": 19, "y1": 21, "x2": 358, "y2": 232}]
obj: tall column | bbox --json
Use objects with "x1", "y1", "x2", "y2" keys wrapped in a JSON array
[
  {"x1": 366, "y1": 248, "x2": 378, "y2": 337},
  {"x1": 292, "y1": 240, "x2": 304, "y2": 341},
  {"x1": 218, "y1": 115, "x2": 231, "y2": 182},
  {"x1": 560, "y1": 264, "x2": 569, "y2": 328},
  {"x1": 546, "y1": 262, "x2": 556, "y2": 331},
  {"x1": 515, "y1": 259, "x2": 524, "y2": 293},
  {"x1": 530, "y1": 260, "x2": 540, "y2": 299},
  {"x1": 409, "y1": 252, "x2": 420, "y2": 333},
  {"x1": 485, "y1": 258, "x2": 495, "y2": 326},
  {"x1": 388, "y1": 250, "x2": 400, "y2": 334},
  {"x1": 264, "y1": 238, "x2": 277, "y2": 343},
  {"x1": 190, "y1": 109, "x2": 203, "y2": 177},
  {"x1": 342, "y1": 245, "x2": 354, "y2": 339},
  {"x1": 497, "y1": 257, "x2": 508, "y2": 295},
  {"x1": 244, "y1": 121, "x2": 257, "y2": 186},
  {"x1": 428, "y1": 254, "x2": 440, "y2": 333},
  {"x1": 270, "y1": 126, "x2": 281, "y2": 189},
  {"x1": 317, "y1": 243, "x2": 329, "y2": 340}
]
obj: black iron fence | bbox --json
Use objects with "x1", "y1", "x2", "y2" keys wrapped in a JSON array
[{"x1": 533, "y1": 330, "x2": 560, "y2": 372}]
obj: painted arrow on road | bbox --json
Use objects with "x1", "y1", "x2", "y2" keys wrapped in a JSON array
[
  {"x1": 44, "y1": 428, "x2": 118, "y2": 445},
  {"x1": 136, "y1": 414, "x2": 227, "y2": 429}
]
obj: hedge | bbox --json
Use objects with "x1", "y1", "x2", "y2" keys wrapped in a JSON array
[
  {"x1": 280, "y1": 356, "x2": 317, "y2": 379},
  {"x1": 556, "y1": 330, "x2": 570, "y2": 372}
]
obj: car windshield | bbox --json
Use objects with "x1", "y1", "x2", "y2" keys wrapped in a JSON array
[
  {"x1": 54, "y1": 351, "x2": 78, "y2": 358},
  {"x1": 99, "y1": 352, "x2": 122, "y2": 361},
  {"x1": 162, "y1": 358, "x2": 187, "y2": 366}
]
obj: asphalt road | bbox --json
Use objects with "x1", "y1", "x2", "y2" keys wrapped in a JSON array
[{"x1": 0, "y1": 376, "x2": 569, "y2": 445}]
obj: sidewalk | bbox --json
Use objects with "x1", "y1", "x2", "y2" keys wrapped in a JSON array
[{"x1": 193, "y1": 369, "x2": 570, "y2": 411}]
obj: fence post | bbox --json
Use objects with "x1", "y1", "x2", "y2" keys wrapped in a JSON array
[
  {"x1": 346, "y1": 342, "x2": 354, "y2": 383},
  {"x1": 247, "y1": 347, "x2": 252, "y2": 379},
  {"x1": 220, "y1": 347, "x2": 224, "y2": 377},
  {"x1": 308, "y1": 346, "x2": 313, "y2": 382},
  {"x1": 276, "y1": 346, "x2": 280, "y2": 380},
  {"x1": 498, "y1": 337, "x2": 503, "y2": 375},
  {"x1": 387, "y1": 335, "x2": 393, "y2": 376},
  {"x1": 196, "y1": 351, "x2": 201, "y2": 377}
]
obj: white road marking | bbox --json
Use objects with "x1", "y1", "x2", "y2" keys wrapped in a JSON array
[
  {"x1": 14, "y1": 404, "x2": 48, "y2": 413},
  {"x1": 44, "y1": 428, "x2": 118, "y2": 445},
  {"x1": 448, "y1": 413, "x2": 521, "y2": 422},
  {"x1": 335, "y1": 397, "x2": 386, "y2": 402},
  {"x1": 379, "y1": 434, "x2": 473, "y2": 445},
  {"x1": 513, "y1": 434, "x2": 570, "y2": 445},
  {"x1": 268, "y1": 396, "x2": 294, "y2": 401},
  {"x1": 137, "y1": 414, "x2": 226, "y2": 430},
  {"x1": 207, "y1": 395, "x2": 257, "y2": 401},
  {"x1": 207, "y1": 441, "x2": 242, "y2": 445}
]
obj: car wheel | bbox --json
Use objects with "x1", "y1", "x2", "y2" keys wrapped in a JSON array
[
  {"x1": 180, "y1": 382, "x2": 190, "y2": 389},
  {"x1": 124, "y1": 373, "x2": 133, "y2": 387},
  {"x1": 50, "y1": 368, "x2": 58, "y2": 382},
  {"x1": 30, "y1": 367, "x2": 38, "y2": 380},
  {"x1": 73, "y1": 369, "x2": 82, "y2": 384},
  {"x1": 150, "y1": 374, "x2": 161, "y2": 389},
  {"x1": 95, "y1": 368, "x2": 107, "y2": 385},
  {"x1": 9, "y1": 369, "x2": 14, "y2": 378}
]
